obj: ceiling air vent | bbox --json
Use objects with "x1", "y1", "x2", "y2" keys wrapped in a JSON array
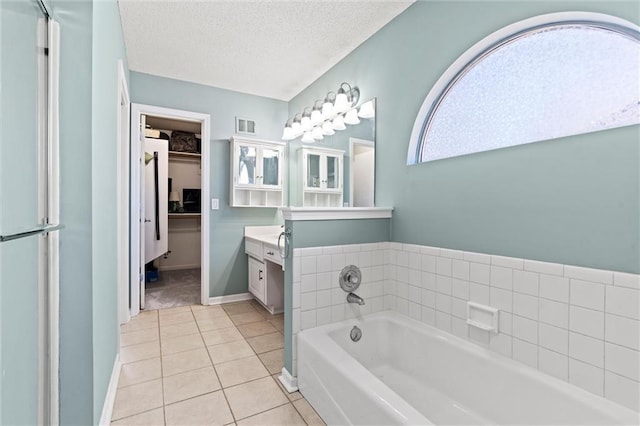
[{"x1": 236, "y1": 117, "x2": 256, "y2": 135}]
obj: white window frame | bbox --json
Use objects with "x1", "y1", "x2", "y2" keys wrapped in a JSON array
[{"x1": 407, "y1": 12, "x2": 640, "y2": 165}]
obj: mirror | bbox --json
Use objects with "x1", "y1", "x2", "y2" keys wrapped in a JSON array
[{"x1": 287, "y1": 98, "x2": 376, "y2": 207}]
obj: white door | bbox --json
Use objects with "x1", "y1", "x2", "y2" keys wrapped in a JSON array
[{"x1": 144, "y1": 138, "x2": 169, "y2": 264}]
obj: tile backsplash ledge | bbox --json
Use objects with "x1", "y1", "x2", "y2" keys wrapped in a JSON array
[{"x1": 291, "y1": 242, "x2": 639, "y2": 412}]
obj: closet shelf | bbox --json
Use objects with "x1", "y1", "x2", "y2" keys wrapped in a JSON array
[
  {"x1": 169, "y1": 213, "x2": 201, "y2": 219},
  {"x1": 169, "y1": 151, "x2": 201, "y2": 159}
]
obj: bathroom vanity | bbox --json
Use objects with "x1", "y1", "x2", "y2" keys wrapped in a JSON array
[{"x1": 244, "y1": 225, "x2": 285, "y2": 314}]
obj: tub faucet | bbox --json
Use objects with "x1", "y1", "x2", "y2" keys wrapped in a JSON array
[{"x1": 347, "y1": 292, "x2": 365, "y2": 305}]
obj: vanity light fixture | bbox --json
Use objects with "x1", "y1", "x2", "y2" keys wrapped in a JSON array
[
  {"x1": 283, "y1": 82, "x2": 362, "y2": 142},
  {"x1": 357, "y1": 99, "x2": 375, "y2": 119}
]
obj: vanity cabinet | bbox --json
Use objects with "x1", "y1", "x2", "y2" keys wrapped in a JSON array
[
  {"x1": 230, "y1": 137, "x2": 286, "y2": 207},
  {"x1": 300, "y1": 146, "x2": 344, "y2": 207},
  {"x1": 244, "y1": 228, "x2": 284, "y2": 314}
]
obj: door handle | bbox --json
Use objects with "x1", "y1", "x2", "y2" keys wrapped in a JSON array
[
  {"x1": 144, "y1": 219, "x2": 151, "y2": 223},
  {"x1": 259, "y1": 270, "x2": 263, "y2": 280}
]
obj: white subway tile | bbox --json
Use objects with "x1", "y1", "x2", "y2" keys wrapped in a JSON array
[
  {"x1": 315, "y1": 272, "x2": 332, "y2": 291},
  {"x1": 499, "y1": 312, "x2": 513, "y2": 335},
  {"x1": 490, "y1": 266, "x2": 513, "y2": 290},
  {"x1": 321, "y1": 245, "x2": 343, "y2": 255},
  {"x1": 342, "y1": 244, "x2": 361, "y2": 253},
  {"x1": 613, "y1": 272, "x2": 640, "y2": 289},
  {"x1": 383, "y1": 249, "x2": 391, "y2": 265},
  {"x1": 397, "y1": 298, "x2": 409, "y2": 315},
  {"x1": 605, "y1": 371, "x2": 640, "y2": 412},
  {"x1": 371, "y1": 296, "x2": 384, "y2": 313},
  {"x1": 452, "y1": 279, "x2": 470, "y2": 300},
  {"x1": 570, "y1": 279, "x2": 605, "y2": 311},
  {"x1": 316, "y1": 255, "x2": 332, "y2": 272},
  {"x1": 513, "y1": 270, "x2": 539, "y2": 296},
  {"x1": 452, "y1": 260, "x2": 470, "y2": 280},
  {"x1": 469, "y1": 283, "x2": 490, "y2": 305},
  {"x1": 316, "y1": 290, "x2": 331, "y2": 308},
  {"x1": 470, "y1": 263, "x2": 490, "y2": 285},
  {"x1": 293, "y1": 256, "x2": 301, "y2": 283},
  {"x1": 384, "y1": 295, "x2": 396, "y2": 311},
  {"x1": 384, "y1": 280, "x2": 397, "y2": 297},
  {"x1": 513, "y1": 293, "x2": 538, "y2": 320},
  {"x1": 564, "y1": 265, "x2": 613, "y2": 285},
  {"x1": 539, "y1": 298, "x2": 569, "y2": 329},
  {"x1": 490, "y1": 287, "x2": 513, "y2": 313},
  {"x1": 300, "y1": 247, "x2": 323, "y2": 256},
  {"x1": 420, "y1": 246, "x2": 439, "y2": 256},
  {"x1": 331, "y1": 304, "x2": 345, "y2": 322},
  {"x1": 451, "y1": 317, "x2": 468, "y2": 339},
  {"x1": 490, "y1": 333, "x2": 512, "y2": 358},
  {"x1": 409, "y1": 269, "x2": 421, "y2": 287},
  {"x1": 539, "y1": 347, "x2": 568, "y2": 381},
  {"x1": 301, "y1": 310, "x2": 317, "y2": 330},
  {"x1": 388, "y1": 242, "x2": 403, "y2": 251},
  {"x1": 524, "y1": 259, "x2": 564, "y2": 276},
  {"x1": 436, "y1": 311, "x2": 452, "y2": 332},
  {"x1": 419, "y1": 272, "x2": 435, "y2": 292},
  {"x1": 402, "y1": 243, "x2": 421, "y2": 253},
  {"x1": 372, "y1": 266, "x2": 385, "y2": 282},
  {"x1": 387, "y1": 249, "x2": 396, "y2": 265},
  {"x1": 372, "y1": 250, "x2": 384, "y2": 267},
  {"x1": 436, "y1": 275, "x2": 453, "y2": 295},
  {"x1": 358, "y1": 251, "x2": 372, "y2": 268},
  {"x1": 300, "y1": 274, "x2": 317, "y2": 293},
  {"x1": 421, "y1": 254, "x2": 436, "y2": 273},
  {"x1": 436, "y1": 257, "x2": 452, "y2": 277},
  {"x1": 605, "y1": 342, "x2": 639, "y2": 381},
  {"x1": 409, "y1": 302, "x2": 421, "y2": 320},
  {"x1": 492, "y1": 255, "x2": 524, "y2": 270},
  {"x1": 605, "y1": 286, "x2": 639, "y2": 320},
  {"x1": 397, "y1": 282, "x2": 409, "y2": 299},
  {"x1": 569, "y1": 358, "x2": 604, "y2": 396},
  {"x1": 513, "y1": 315, "x2": 538, "y2": 344},
  {"x1": 331, "y1": 287, "x2": 344, "y2": 305},
  {"x1": 440, "y1": 248, "x2": 464, "y2": 259},
  {"x1": 358, "y1": 283, "x2": 372, "y2": 299},
  {"x1": 539, "y1": 274, "x2": 570, "y2": 303},
  {"x1": 371, "y1": 282, "x2": 384, "y2": 298},
  {"x1": 316, "y1": 307, "x2": 331, "y2": 326},
  {"x1": 569, "y1": 331, "x2": 604, "y2": 367},
  {"x1": 301, "y1": 292, "x2": 317, "y2": 311},
  {"x1": 570, "y1": 306, "x2": 604, "y2": 339},
  {"x1": 292, "y1": 282, "x2": 300, "y2": 309},
  {"x1": 469, "y1": 327, "x2": 490, "y2": 347},
  {"x1": 605, "y1": 314, "x2": 639, "y2": 350},
  {"x1": 300, "y1": 256, "x2": 317, "y2": 275},
  {"x1": 345, "y1": 252, "x2": 359, "y2": 266},
  {"x1": 463, "y1": 251, "x2": 491, "y2": 264},
  {"x1": 292, "y1": 308, "x2": 300, "y2": 333},
  {"x1": 436, "y1": 293, "x2": 452, "y2": 314},
  {"x1": 421, "y1": 306, "x2": 436, "y2": 325},
  {"x1": 409, "y1": 252, "x2": 421, "y2": 270},
  {"x1": 397, "y1": 251, "x2": 409, "y2": 267},
  {"x1": 361, "y1": 243, "x2": 378, "y2": 252},
  {"x1": 409, "y1": 285, "x2": 421, "y2": 302},
  {"x1": 293, "y1": 248, "x2": 302, "y2": 256},
  {"x1": 513, "y1": 338, "x2": 538, "y2": 368},
  {"x1": 421, "y1": 289, "x2": 436, "y2": 308},
  {"x1": 539, "y1": 323, "x2": 568, "y2": 355},
  {"x1": 452, "y1": 297, "x2": 467, "y2": 319},
  {"x1": 331, "y1": 254, "x2": 346, "y2": 272},
  {"x1": 397, "y1": 266, "x2": 409, "y2": 284}
]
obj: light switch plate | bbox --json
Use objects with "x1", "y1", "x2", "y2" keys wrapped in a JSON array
[{"x1": 211, "y1": 198, "x2": 219, "y2": 210}]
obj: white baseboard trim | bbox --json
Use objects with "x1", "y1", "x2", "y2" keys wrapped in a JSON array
[
  {"x1": 207, "y1": 292, "x2": 254, "y2": 305},
  {"x1": 158, "y1": 263, "x2": 201, "y2": 272},
  {"x1": 99, "y1": 354, "x2": 121, "y2": 426},
  {"x1": 278, "y1": 367, "x2": 298, "y2": 393}
]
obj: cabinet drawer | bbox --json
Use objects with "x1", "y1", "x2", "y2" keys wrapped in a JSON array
[
  {"x1": 263, "y1": 245, "x2": 282, "y2": 266},
  {"x1": 245, "y1": 238, "x2": 263, "y2": 259}
]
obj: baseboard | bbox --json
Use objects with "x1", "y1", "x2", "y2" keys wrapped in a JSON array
[
  {"x1": 158, "y1": 263, "x2": 200, "y2": 272},
  {"x1": 207, "y1": 292, "x2": 254, "y2": 305},
  {"x1": 99, "y1": 354, "x2": 121, "y2": 426},
  {"x1": 278, "y1": 367, "x2": 299, "y2": 393}
]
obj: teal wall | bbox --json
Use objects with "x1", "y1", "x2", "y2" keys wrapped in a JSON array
[
  {"x1": 130, "y1": 72, "x2": 289, "y2": 297},
  {"x1": 289, "y1": 1, "x2": 640, "y2": 274},
  {"x1": 91, "y1": 0, "x2": 129, "y2": 423},
  {"x1": 54, "y1": 1, "x2": 95, "y2": 424}
]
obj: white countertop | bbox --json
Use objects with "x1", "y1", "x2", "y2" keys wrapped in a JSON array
[{"x1": 244, "y1": 225, "x2": 283, "y2": 246}]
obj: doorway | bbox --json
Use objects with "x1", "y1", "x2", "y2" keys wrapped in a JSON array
[{"x1": 129, "y1": 104, "x2": 211, "y2": 318}]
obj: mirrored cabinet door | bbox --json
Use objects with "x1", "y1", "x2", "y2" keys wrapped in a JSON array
[
  {"x1": 261, "y1": 147, "x2": 280, "y2": 187},
  {"x1": 237, "y1": 145, "x2": 257, "y2": 185},
  {"x1": 326, "y1": 155, "x2": 339, "y2": 189},
  {"x1": 306, "y1": 153, "x2": 321, "y2": 188}
]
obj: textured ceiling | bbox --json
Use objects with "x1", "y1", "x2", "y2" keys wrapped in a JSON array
[{"x1": 118, "y1": 0, "x2": 413, "y2": 101}]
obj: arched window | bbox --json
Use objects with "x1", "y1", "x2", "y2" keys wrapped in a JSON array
[{"x1": 407, "y1": 12, "x2": 640, "y2": 164}]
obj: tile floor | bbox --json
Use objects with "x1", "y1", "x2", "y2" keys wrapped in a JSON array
[{"x1": 114, "y1": 300, "x2": 325, "y2": 425}]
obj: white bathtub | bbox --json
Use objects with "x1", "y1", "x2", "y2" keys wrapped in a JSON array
[{"x1": 298, "y1": 311, "x2": 639, "y2": 425}]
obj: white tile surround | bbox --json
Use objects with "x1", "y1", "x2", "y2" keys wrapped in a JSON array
[{"x1": 291, "y1": 242, "x2": 640, "y2": 412}]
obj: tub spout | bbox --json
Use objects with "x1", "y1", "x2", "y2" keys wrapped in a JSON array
[{"x1": 347, "y1": 292, "x2": 365, "y2": 305}]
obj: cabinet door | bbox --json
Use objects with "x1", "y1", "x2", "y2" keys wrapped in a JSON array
[
  {"x1": 261, "y1": 146, "x2": 281, "y2": 187},
  {"x1": 306, "y1": 153, "x2": 321, "y2": 189},
  {"x1": 248, "y1": 257, "x2": 265, "y2": 302},
  {"x1": 236, "y1": 144, "x2": 257, "y2": 186},
  {"x1": 325, "y1": 154, "x2": 340, "y2": 189}
]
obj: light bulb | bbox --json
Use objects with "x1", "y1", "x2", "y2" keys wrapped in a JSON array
[
  {"x1": 321, "y1": 120, "x2": 335, "y2": 136},
  {"x1": 344, "y1": 108, "x2": 360, "y2": 125},
  {"x1": 332, "y1": 115, "x2": 346, "y2": 131},
  {"x1": 357, "y1": 100, "x2": 375, "y2": 118},
  {"x1": 301, "y1": 131, "x2": 315, "y2": 143}
]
